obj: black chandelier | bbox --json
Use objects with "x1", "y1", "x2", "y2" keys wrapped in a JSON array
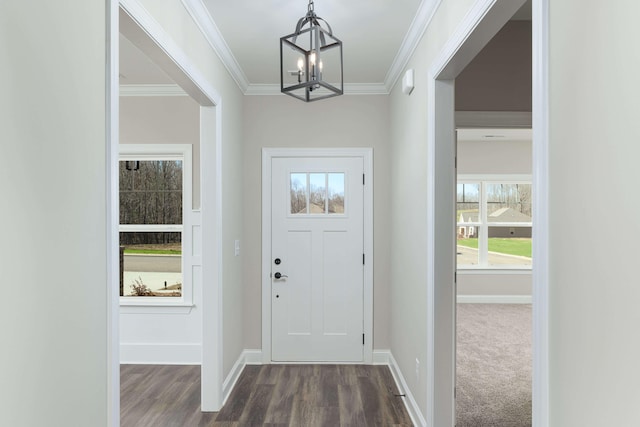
[{"x1": 280, "y1": 0, "x2": 343, "y2": 102}]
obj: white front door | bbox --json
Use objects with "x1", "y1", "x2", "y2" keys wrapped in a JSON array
[{"x1": 270, "y1": 156, "x2": 364, "y2": 362}]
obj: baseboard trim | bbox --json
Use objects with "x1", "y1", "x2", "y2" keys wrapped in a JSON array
[
  {"x1": 372, "y1": 349, "x2": 391, "y2": 365},
  {"x1": 457, "y1": 295, "x2": 532, "y2": 304},
  {"x1": 244, "y1": 349, "x2": 263, "y2": 365},
  {"x1": 387, "y1": 351, "x2": 427, "y2": 427},
  {"x1": 223, "y1": 350, "x2": 263, "y2": 405},
  {"x1": 119, "y1": 343, "x2": 201, "y2": 365}
]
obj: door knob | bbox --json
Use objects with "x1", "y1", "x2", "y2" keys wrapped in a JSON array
[{"x1": 274, "y1": 272, "x2": 288, "y2": 279}]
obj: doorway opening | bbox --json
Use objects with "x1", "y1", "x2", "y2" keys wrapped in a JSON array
[
  {"x1": 426, "y1": 0, "x2": 548, "y2": 425},
  {"x1": 108, "y1": 1, "x2": 224, "y2": 421},
  {"x1": 454, "y1": 7, "x2": 534, "y2": 425}
]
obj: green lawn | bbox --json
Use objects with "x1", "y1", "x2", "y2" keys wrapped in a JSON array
[{"x1": 457, "y1": 238, "x2": 531, "y2": 258}]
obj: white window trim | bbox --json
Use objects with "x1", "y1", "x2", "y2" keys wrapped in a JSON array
[
  {"x1": 458, "y1": 174, "x2": 533, "y2": 270},
  {"x1": 118, "y1": 144, "x2": 194, "y2": 310}
]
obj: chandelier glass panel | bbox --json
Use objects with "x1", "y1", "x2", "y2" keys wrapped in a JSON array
[{"x1": 280, "y1": 0, "x2": 343, "y2": 102}]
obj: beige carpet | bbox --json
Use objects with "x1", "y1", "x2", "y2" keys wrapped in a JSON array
[{"x1": 456, "y1": 303, "x2": 532, "y2": 427}]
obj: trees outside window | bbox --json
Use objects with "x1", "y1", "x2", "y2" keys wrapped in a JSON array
[{"x1": 119, "y1": 148, "x2": 190, "y2": 299}]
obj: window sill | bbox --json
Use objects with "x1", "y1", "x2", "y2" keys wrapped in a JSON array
[
  {"x1": 119, "y1": 299, "x2": 195, "y2": 314},
  {"x1": 457, "y1": 268, "x2": 532, "y2": 275}
]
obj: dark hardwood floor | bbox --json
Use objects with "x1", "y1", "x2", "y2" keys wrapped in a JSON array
[
  {"x1": 121, "y1": 364, "x2": 413, "y2": 427},
  {"x1": 121, "y1": 364, "x2": 216, "y2": 426}
]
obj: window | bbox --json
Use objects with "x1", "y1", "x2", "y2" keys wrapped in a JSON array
[
  {"x1": 290, "y1": 172, "x2": 345, "y2": 215},
  {"x1": 119, "y1": 145, "x2": 192, "y2": 304},
  {"x1": 457, "y1": 176, "x2": 532, "y2": 269}
]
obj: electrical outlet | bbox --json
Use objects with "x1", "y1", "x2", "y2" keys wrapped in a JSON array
[{"x1": 415, "y1": 358, "x2": 420, "y2": 381}]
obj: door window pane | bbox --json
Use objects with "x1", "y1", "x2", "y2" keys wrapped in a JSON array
[
  {"x1": 328, "y1": 173, "x2": 345, "y2": 214},
  {"x1": 120, "y1": 232, "x2": 182, "y2": 297},
  {"x1": 309, "y1": 173, "x2": 327, "y2": 213},
  {"x1": 290, "y1": 173, "x2": 308, "y2": 214},
  {"x1": 290, "y1": 172, "x2": 346, "y2": 216}
]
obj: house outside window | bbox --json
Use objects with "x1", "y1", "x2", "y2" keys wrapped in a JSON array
[{"x1": 457, "y1": 176, "x2": 532, "y2": 269}]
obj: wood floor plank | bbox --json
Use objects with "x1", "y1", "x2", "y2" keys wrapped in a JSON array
[
  {"x1": 122, "y1": 363, "x2": 413, "y2": 427},
  {"x1": 237, "y1": 384, "x2": 275, "y2": 424},
  {"x1": 290, "y1": 399, "x2": 341, "y2": 427},
  {"x1": 214, "y1": 365, "x2": 261, "y2": 422},
  {"x1": 263, "y1": 371, "x2": 301, "y2": 424},
  {"x1": 338, "y1": 383, "x2": 367, "y2": 426}
]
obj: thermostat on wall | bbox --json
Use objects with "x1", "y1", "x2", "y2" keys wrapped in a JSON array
[{"x1": 402, "y1": 69, "x2": 415, "y2": 95}]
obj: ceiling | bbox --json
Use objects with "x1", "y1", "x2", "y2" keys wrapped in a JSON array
[
  {"x1": 120, "y1": 0, "x2": 531, "y2": 94},
  {"x1": 202, "y1": 0, "x2": 423, "y2": 86}
]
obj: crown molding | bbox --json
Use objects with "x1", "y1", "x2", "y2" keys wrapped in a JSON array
[
  {"x1": 245, "y1": 83, "x2": 390, "y2": 96},
  {"x1": 243, "y1": 84, "x2": 280, "y2": 96},
  {"x1": 383, "y1": 0, "x2": 443, "y2": 93},
  {"x1": 180, "y1": 0, "x2": 249, "y2": 93},
  {"x1": 119, "y1": 84, "x2": 188, "y2": 97},
  {"x1": 344, "y1": 83, "x2": 390, "y2": 95}
]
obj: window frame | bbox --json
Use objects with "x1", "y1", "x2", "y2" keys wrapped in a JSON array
[
  {"x1": 118, "y1": 144, "x2": 193, "y2": 310},
  {"x1": 457, "y1": 174, "x2": 532, "y2": 271},
  {"x1": 287, "y1": 169, "x2": 349, "y2": 218}
]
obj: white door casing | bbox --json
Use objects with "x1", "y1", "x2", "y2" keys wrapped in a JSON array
[
  {"x1": 426, "y1": 0, "x2": 536, "y2": 425},
  {"x1": 262, "y1": 148, "x2": 373, "y2": 364}
]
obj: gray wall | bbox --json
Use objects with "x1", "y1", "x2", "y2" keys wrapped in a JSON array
[
  {"x1": 0, "y1": 2, "x2": 108, "y2": 425},
  {"x1": 389, "y1": 0, "x2": 478, "y2": 416},
  {"x1": 120, "y1": 95, "x2": 201, "y2": 208},
  {"x1": 135, "y1": 0, "x2": 246, "y2": 379},
  {"x1": 549, "y1": 1, "x2": 640, "y2": 424},
  {"x1": 456, "y1": 20, "x2": 532, "y2": 112},
  {"x1": 243, "y1": 94, "x2": 391, "y2": 351},
  {"x1": 458, "y1": 139, "x2": 532, "y2": 175}
]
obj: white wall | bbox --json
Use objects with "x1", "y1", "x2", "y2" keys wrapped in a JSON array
[
  {"x1": 0, "y1": 2, "x2": 108, "y2": 426},
  {"x1": 243, "y1": 94, "x2": 391, "y2": 351},
  {"x1": 119, "y1": 95, "x2": 203, "y2": 364},
  {"x1": 136, "y1": 0, "x2": 246, "y2": 378},
  {"x1": 549, "y1": 1, "x2": 640, "y2": 425},
  {"x1": 458, "y1": 139, "x2": 532, "y2": 175},
  {"x1": 120, "y1": 95, "x2": 201, "y2": 207},
  {"x1": 388, "y1": 0, "x2": 478, "y2": 419}
]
